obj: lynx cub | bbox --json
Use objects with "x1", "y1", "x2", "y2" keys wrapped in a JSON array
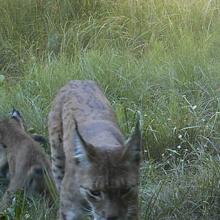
[
  {"x1": 0, "y1": 109, "x2": 52, "y2": 212},
  {"x1": 0, "y1": 109, "x2": 48, "y2": 180},
  {"x1": 48, "y1": 80, "x2": 141, "y2": 220}
]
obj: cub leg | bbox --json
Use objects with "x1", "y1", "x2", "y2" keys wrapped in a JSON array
[
  {"x1": 59, "y1": 103, "x2": 84, "y2": 220},
  {"x1": 48, "y1": 106, "x2": 65, "y2": 192},
  {"x1": 0, "y1": 174, "x2": 25, "y2": 212}
]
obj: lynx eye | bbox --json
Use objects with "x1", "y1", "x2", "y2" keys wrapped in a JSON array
[
  {"x1": 88, "y1": 190, "x2": 101, "y2": 197},
  {"x1": 80, "y1": 186, "x2": 102, "y2": 200}
]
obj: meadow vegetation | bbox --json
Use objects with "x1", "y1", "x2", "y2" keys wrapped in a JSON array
[{"x1": 1, "y1": 0, "x2": 220, "y2": 219}]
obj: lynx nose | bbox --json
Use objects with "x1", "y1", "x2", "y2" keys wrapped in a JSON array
[{"x1": 107, "y1": 217, "x2": 118, "y2": 220}]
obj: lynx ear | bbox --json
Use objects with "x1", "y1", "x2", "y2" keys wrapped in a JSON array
[
  {"x1": 125, "y1": 111, "x2": 142, "y2": 164},
  {"x1": 10, "y1": 107, "x2": 22, "y2": 121},
  {"x1": 73, "y1": 120, "x2": 96, "y2": 166},
  {"x1": 10, "y1": 108, "x2": 25, "y2": 130}
]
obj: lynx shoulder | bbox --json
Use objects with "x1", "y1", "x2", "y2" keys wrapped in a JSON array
[
  {"x1": 0, "y1": 110, "x2": 53, "y2": 212},
  {"x1": 48, "y1": 80, "x2": 141, "y2": 220}
]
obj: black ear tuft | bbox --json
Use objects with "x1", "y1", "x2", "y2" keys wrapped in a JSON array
[
  {"x1": 10, "y1": 107, "x2": 22, "y2": 121},
  {"x1": 125, "y1": 111, "x2": 143, "y2": 164}
]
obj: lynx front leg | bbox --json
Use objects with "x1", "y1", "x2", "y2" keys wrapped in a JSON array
[
  {"x1": 59, "y1": 175, "x2": 84, "y2": 220},
  {"x1": 48, "y1": 108, "x2": 65, "y2": 192},
  {"x1": 0, "y1": 190, "x2": 13, "y2": 212},
  {"x1": 0, "y1": 175, "x2": 25, "y2": 212},
  {"x1": 59, "y1": 203, "x2": 82, "y2": 220}
]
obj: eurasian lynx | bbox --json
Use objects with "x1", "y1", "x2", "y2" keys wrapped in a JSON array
[
  {"x1": 0, "y1": 109, "x2": 52, "y2": 212},
  {"x1": 0, "y1": 109, "x2": 48, "y2": 180},
  {"x1": 48, "y1": 80, "x2": 141, "y2": 220}
]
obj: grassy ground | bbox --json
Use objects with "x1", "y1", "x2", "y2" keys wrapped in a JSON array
[{"x1": 1, "y1": 0, "x2": 220, "y2": 219}]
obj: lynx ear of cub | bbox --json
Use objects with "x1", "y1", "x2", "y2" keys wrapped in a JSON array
[
  {"x1": 11, "y1": 108, "x2": 21, "y2": 117},
  {"x1": 9, "y1": 108, "x2": 25, "y2": 130},
  {"x1": 125, "y1": 115, "x2": 142, "y2": 164}
]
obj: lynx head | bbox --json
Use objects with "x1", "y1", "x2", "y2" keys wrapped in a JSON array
[
  {"x1": 0, "y1": 108, "x2": 24, "y2": 140},
  {"x1": 73, "y1": 117, "x2": 141, "y2": 220}
]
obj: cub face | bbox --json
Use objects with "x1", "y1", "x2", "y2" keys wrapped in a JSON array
[{"x1": 74, "y1": 121, "x2": 140, "y2": 220}]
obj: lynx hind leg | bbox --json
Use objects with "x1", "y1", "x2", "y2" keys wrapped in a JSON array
[{"x1": 48, "y1": 109, "x2": 65, "y2": 192}]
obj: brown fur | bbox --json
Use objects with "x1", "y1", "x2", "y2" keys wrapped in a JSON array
[
  {"x1": 0, "y1": 135, "x2": 48, "y2": 180},
  {"x1": 0, "y1": 117, "x2": 52, "y2": 212},
  {"x1": 0, "y1": 109, "x2": 48, "y2": 181},
  {"x1": 48, "y1": 80, "x2": 141, "y2": 220},
  {"x1": 0, "y1": 144, "x2": 8, "y2": 179}
]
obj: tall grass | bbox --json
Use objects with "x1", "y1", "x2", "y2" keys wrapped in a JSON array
[{"x1": 1, "y1": 0, "x2": 220, "y2": 219}]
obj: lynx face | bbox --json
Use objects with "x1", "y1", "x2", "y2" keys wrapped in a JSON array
[{"x1": 49, "y1": 80, "x2": 141, "y2": 220}]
